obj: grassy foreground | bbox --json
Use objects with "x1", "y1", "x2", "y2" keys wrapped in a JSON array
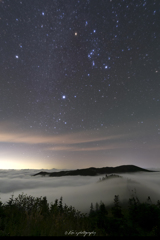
[{"x1": 0, "y1": 192, "x2": 160, "y2": 236}]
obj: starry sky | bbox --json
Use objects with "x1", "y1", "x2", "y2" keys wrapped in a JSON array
[{"x1": 0, "y1": 0, "x2": 160, "y2": 170}]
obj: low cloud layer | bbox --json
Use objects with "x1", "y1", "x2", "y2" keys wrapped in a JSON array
[{"x1": 0, "y1": 169, "x2": 160, "y2": 213}]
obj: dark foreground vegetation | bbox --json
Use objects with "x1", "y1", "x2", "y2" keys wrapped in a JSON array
[
  {"x1": 98, "y1": 173, "x2": 122, "y2": 182},
  {"x1": 0, "y1": 192, "x2": 160, "y2": 236}
]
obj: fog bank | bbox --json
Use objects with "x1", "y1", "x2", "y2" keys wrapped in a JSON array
[{"x1": 0, "y1": 169, "x2": 160, "y2": 213}]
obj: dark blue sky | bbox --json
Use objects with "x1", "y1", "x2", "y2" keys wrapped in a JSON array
[{"x1": 0, "y1": 0, "x2": 160, "y2": 169}]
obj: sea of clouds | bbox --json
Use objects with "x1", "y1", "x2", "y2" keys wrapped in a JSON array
[{"x1": 0, "y1": 168, "x2": 160, "y2": 213}]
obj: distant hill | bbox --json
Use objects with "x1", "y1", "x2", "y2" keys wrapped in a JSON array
[{"x1": 32, "y1": 165, "x2": 156, "y2": 177}]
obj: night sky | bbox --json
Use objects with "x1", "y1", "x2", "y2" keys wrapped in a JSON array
[{"x1": 0, "y1": 0, "x2": 160, "y2": 170}]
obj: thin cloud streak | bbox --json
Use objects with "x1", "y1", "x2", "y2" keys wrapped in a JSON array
[
  {"x1": 45, "y1": 142, "x2": 136, "y2": 152},
  {"x1": 0, "y1": 121, "x2": 159, "y2": 157},
  {"x1": 0, "y1": 123, "x2": 129, "y2": 146}
]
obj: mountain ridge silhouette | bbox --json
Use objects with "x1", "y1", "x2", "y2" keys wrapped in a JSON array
[{"x1": 32, "y1": 164, "x2": 156, "y2": 177}]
